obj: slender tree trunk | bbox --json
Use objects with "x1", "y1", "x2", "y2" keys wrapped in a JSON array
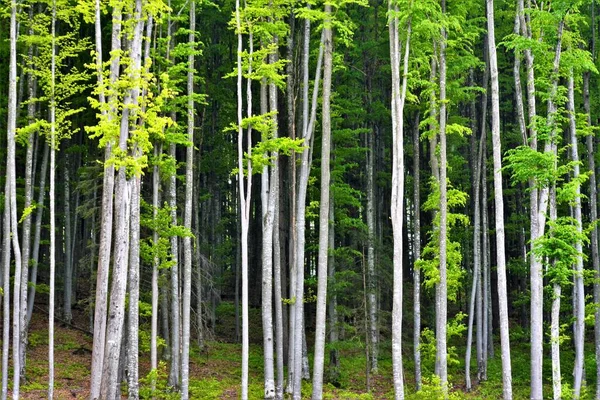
[
  {"x1": 3, "y1": 187, "x2": 12, "y2": 399},
  {"x1": 487, "y1": 1, "x2": 512, "y2": 397},
  {"x1": 479, "y1": 36, "x2": 491, "y2": 374},
  {"x1": 64, "y1": 155, "x2": 73, "y2": 324},
  {"x1": 437, "y1": 2, "x2": 449, "y2": 393},
  {"x1": 584, "y1": 66, "x2": 600, "y2": 400},
  {"x1": 151, "y1": 144, "x2": 161, "y2": 391},
  {"x1": 261, "y1": 78, "x2": 276, "y2": 400},
  {"x1": 8, "y1": 0, "x2": 24, "y2": 394},
  {"x1": 167, "y1": 15, "x2": 181, "y2": 388},
  {"x1": 274, "y1": 163, "x2": 284, "y2": 400},
  {"x1": 311, "y1": 5, "x2": 332, "y2": 398},
  {"x1": 181, "y1": 3, "x2": 195, "y2": 398},
  {"x1": 568, "y1": 69, "x2": 585, "y2": 398},
  {"x1": 90, "y1": 4, "x2": 121, "y2": 396},
  {"x1": 389, "y1": 2, "x2": 410, "y2": 397},
  {"x1": 551, "y1": 281, "x2": 561, "y2": 400},
  {"x1": 412, "y1": 112, "x2": 422, "y2": 391},
  {"x1": 48, "y1": 1, "x2": 57, "y2": 395},
  {"x1": 27, "y1": 143, "x2": 49, "y2": 324},
  {"x1": 367, "y1": 110, "x2": 378, "y2": 376},
  {"x1": 127, "y1": 173, "x2": 141, "y2": 400},
  {"x1": 19, "y1": 39, "x2": 37, "y2": 377},
  {"x1": 466, "y1": 134, "x2": 484, "y2": 391},
  {"x1": 235, "y1": 1, "x2": 253, "y2": 397},
  {"x1": 327, "y1": 198, "x2": 339, "y2": 385}
]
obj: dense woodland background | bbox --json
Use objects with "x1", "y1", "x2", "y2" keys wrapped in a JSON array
[{"x1": 2, "y1": 0, "x2": 600, "y2": 399}]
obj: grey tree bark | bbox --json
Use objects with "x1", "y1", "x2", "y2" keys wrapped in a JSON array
[
  {"x1": 584, "y1": 55, "x2": 600, "y2": 400},
  {"x1": 466, "y1": 133, "x2": 484, "y2": 391},
  {"x1": 327, "y1": 198, "x2": 339, "y2": 385},
  {"x1": 366, "y1": 96, "x2": 378, "y2": 377},
  {"x1": 487, "y1": 1, "x2": 513, "y2": 398},
  {"x1": 388, "y1": 2, "x2": 410, "y2": 397},
  {"x1": 412, "y1": 112, "x2": 421, "y2": 391},
  {"x1": 568, "y1": 69, "x2": 585, "y2": 399},
  {"x1": 89, "y1": 3, "x2": 121, "y2": 396},
  {"x1": 311, "y1": 5, "x2": 332, "y2": 398},
  {"x1": 19, "y1": 43, "x2": 36, "y2": 377},
  {"x1": 27, "y1": 143, "x2": 49, "y2": 324},
  {"x1": 63, "y1": 155, "x2": 73, "y2": 324},
  {"x1": 235, "y1": 0, "x2": 253, "y2": 397},
  {"x1": 49, "y1": 1, "x2": 57, "y2": 394},
  {"x1": 181, "y1": 2, "x2": 195, "y2": 398},
  {"x1": 291, "y1": 24, "x2": 324, "y2": 400},
  {"x1": 99, "y1": 2, "x2": 143, "y2": 396},
  {"x1": 2, "y1": 191, "x2": 10, "y2": 399},
  {"x1": 7, "y1": 0, "x2": 24, "y2": 394},
  {"x1": 151, "y1": 144, "x2": 162, "y2": 392},
  {"x1": 127, "y1": 173, "x2": 141, "y2": 400},
  {"x1": 437, "y1": 2, "x2": 449, "y2": 393}
]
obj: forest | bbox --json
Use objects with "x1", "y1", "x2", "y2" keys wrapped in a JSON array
[{"x1": 2, "y1": 0, "x2": 600, "y2": 398}]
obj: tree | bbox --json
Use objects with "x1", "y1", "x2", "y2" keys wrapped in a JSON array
[
  {"x1": 486, "y1": 0, "x2": 512, "y2": 397},
  {"x1": 437, "y1": 0, "x2": 448, "y2": 393},
  {"x1": 311, "y1": 3, "x2": 333, "y2": 398},
  {"x1": 388, "y1": 0, "x2": 411, "y2": 397}
]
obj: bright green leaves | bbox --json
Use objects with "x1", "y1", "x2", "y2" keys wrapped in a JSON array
[
  {"x1": 140, "y1": 200, "x2": 193, "y2": 271},
  {"x1": 19, "y1": 0, "x2": 91, "y2": 148},
  {"x1": 417, "y1": 178, "x2": 468, "y2": 301},
  {"x1": 504, "y1": 145, "x2": 557, "y2": 188},
  {"x1": 533, "y1": 217, "x2": 588, "y2": 286}
]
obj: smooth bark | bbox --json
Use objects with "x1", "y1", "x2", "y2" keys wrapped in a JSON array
[
  {"x1": 311, "y1": 5, "x2": 333, "y2": 397},
  {"x1": 487, "y1": 1, "x2": 513, "y2": 398}
]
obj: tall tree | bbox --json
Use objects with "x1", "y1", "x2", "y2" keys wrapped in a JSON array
[
  {"x1": 311, "y1": 3, "x2": 333, "y2": 398},
  {"x1": 437, "y1": 0, "x2": 448, "y2": 393},
  {"x1": 388, "y1": 0, "x2": 411, "y2": 397},
  {"x1": 181, "y1": 1, "x2": 196, "y2": 398},
  {"x1": 486, "y1": 0, "x2": 512, "y2": 397},
  {"x1": 48, "y1": 0, "x2": 56, "y2": 396}
]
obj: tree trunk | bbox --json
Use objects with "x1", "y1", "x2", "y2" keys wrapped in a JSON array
[
  {"x1": 235, "y1": 0, "x2": 253, "y2": 396},
  {"x1": 437, "y1": 2, "x2": 449, "y2": 393},
  {"x1": 584, "y1": 63, "x2": 600, "y2": 400},
  {"x1": 3, "y1": 185, "x2": 12, "y2": 398},
  {"x1": 551, "y1": 282, "x2": 561, "y2": 400},
  {"x1": 181, "y1": 2, "x2": 195, "y2": 397},
  {"x1": 311, "y1": 5, "x2": 332, "y2": 398},
  {"x1": 27, "y1": 143, "x2": 49, "y2": 324},
  {"x1": 367, "y1": 105, "x2": 378, "y2": 377},
  {"x1": 274, "y1": 160, "x2": 284, "y2": 400},
  {"x1": 568, "y1": 69, "x2": 585, "y2": 398},
  {"x1": 127, "y1": 174, "x2": 141, "y2": 400},
  {"x1": 389, "y1": 2, "x2": 410, "y2": 397},
  {"x1": 327, "y1": 198, "x2": 339, "y2": 385},
  {"x1": 151, "y1": 144, "x2": 161, "y2": 392},
  {"x1": 291, "y1": 23, "x2": 324, "y2": 400},
  {"x1": 90, "y1": 3, "x2": 121, "y2": 396},
  {"x1": 7, "y1": 0, "x2": 24, "y2": 394},
  {"x1": 63, "y1": 154, "x2": 73, "y2": 324},
  {"x1": 99, "y1": 3, "x2": 144, "y2": 396},
  {"x1": 487, "y1": 1, "x2": 513, "y2": 397},
  {"x1": 412, "y1": 112, "x2": 422, "y2": 391},
  {"x1": 466, "y1": 133, "x2": 484, "y2": 391}
]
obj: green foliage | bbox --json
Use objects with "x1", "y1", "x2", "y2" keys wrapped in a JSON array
[
  {"x1": 407, "y1": 375, "x2": 461, "y2": 400},
  {"x1": 504, "y1": 146, "x2": 557, "y2": 187},
  {"x1": 533, "y1": 217, "x2": 588, "y2": 286},
  {"x1": 417, "y1": 179, "x2": 468, "y2": 300},
  {"x1": 418, "y1": 313, "x2": 466, "y2": 379}
]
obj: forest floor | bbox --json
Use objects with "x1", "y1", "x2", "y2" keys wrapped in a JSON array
[{"x1": 4, "y1": 305, "x2": 597, "y2": 399}]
